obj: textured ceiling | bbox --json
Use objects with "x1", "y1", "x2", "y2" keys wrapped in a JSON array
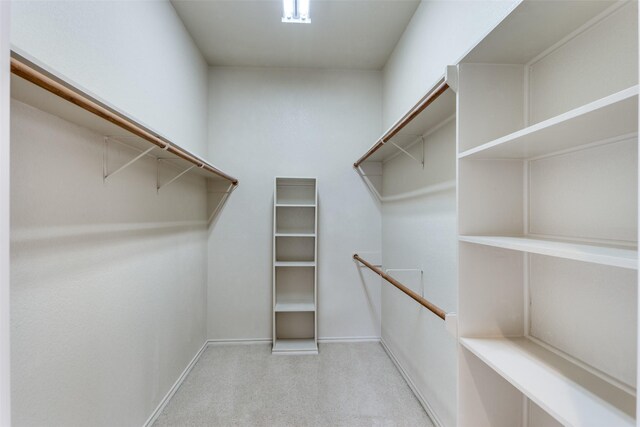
[{"x1": 171, "y1": 0, "x2": 420, "y2": 69}]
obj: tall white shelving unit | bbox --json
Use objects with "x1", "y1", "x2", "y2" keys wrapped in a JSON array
[
  {"x1": 456, "y1": 1, "x2": 638, "y2": 426},
  {"x1": 272, "y1": 177, "x2": 318, "y2": 355}
]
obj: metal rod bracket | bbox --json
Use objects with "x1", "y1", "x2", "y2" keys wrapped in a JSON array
[
  {"x1": 156, "y1": 159, "x2": 195, "y2": 193},
  {"x1": 390, "y1": 138, "x2": 424, "y2": 168},
  {"x1": 207, "y1": 182, "x2": 236, "y2": 224},
  {"x1": 103, "y1": 136, "x2": 156, "y2": 182}
]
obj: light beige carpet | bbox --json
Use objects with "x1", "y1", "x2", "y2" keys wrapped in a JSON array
[{"x1": 153, "y1": 342, "x2": 434, "y2": 426}]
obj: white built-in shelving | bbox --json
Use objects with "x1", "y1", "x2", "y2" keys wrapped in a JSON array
[
  {"x1": 274, "y1": 301, "x2": 315, "y2": 312},
  {"x1": 272, "y1": 338, "x2": 317, "y2": 353},
  {"x1": 461, "y1": 337, "x2": 635, "y2": 427},
  {"x1": 459, "y1": 86, "x2": 638, "y2": 160},
  {"x1": 459, "y1": 235, "x2": 637, "y2": 270},
  {"x1": 456, "y1": 1, "x2": 638, "y2": 426},
  {"x1": 274, "y1": 261, "x2": 316, "y2": 267},
  {"x1": 272, "y1": 177, "x2": 318, "y2": 355}
]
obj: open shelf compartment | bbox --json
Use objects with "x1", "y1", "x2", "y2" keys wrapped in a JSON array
[
  {"x1": 275, "y1": 266, "x2": 315, "y2": 312},
  {"x1": 461, "y1": 337, "x2": 635, "y2": 427},
  {"x1": 276, "y1": 205, "x2": 315, "y2": 235},
  {"x1": 275, "y1": 177, "x2": 316, "y2": 206},
  {"x1": 460, "y1": 1, "x2": 618, "y2": 65},
  {"x1": 457, "y1": 1, "x2": 638, "y2": 426},
  {"x1": 459, "y1": 86, "x2": 638, "y2": 160},
  {"x1": 275, "y1": 236, "x2": 315, "y2": 263},
  {"x1": 273, "y1": 312, "x2": 317, "y2": 355}
]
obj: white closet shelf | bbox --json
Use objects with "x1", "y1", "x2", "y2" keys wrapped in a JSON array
[
  {"x1": 272, "y1": 339, "x2": 318, "y2": 354},
  {"x1": 459, "y1": 86, "x2": 638, "y2": 160},
  {"x1": 274, "y1": 261, "x2": 316, "y2": 267},
  {"x1": 10, "y1": 51, "x2": 238, "y2": 185},
  {"x1": 274, "y1": 301, "x2": 315, "y2": 312},
  {"x1": 460, "y1": 337, "x2": 635, "y2": 427},
  {"x1": 459, "y1": 235, "x2": 637, "y2": 270},
  {"x1": 460, "y1": 1, "x2": 617, "y2": 64},
  {"x1": 273, "y1": 177, "x2": 318, "y2": 355},
  {"x1": 355, "y1": 77, "x2": 455, "y2": 165}
]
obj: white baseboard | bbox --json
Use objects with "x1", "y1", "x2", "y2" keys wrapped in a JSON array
[
  {"x1": 207, "y1": 338, "x2": 271, "y2": 345},
  {"x1": 142, "y1": 341, "x2": 209, "y2": 427},
  {"x1": 380, "y1": 338, "x2": 443, "y2": 427},
  {"x1": 318, "y1": 336, "x2": 380, "y2": 343},
  {"x1": 207, "y1": 337, "x2": 381, "y2": 345}
]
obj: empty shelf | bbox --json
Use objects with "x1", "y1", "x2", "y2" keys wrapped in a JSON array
[
  {"x1": 272, "y1": 339, "x2": 318, "y2": 354},
  {"x1": 274, "y1": 301, "x2": 315, "y2": 312},
  {"x1": 275, "y1": 203, "x2": 316, "y2": 207},
  {"x1": 274, "y1": 261, "x2": 316, "y2": 267},
  {"x1": 275, "y1": 232, "x2": 316, "y2": 237},
  {"x1": 459, "y1": 86, "x2": 638, "y2": 159},
  {"x1": 459, "y1": 235, "x2": 637, "y2": 270},
  {"x1": 460, "y1": 1, "x2": 614, "y2": 64},
  {"x1": 460, "y1": 337, "x2": 635, "y2": 427},
  {"x1": 354, "y1": 77, "x2": 455, "y2": 166}
]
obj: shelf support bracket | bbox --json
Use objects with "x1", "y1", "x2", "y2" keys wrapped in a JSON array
[
  {"x1": 156, "y1": 159, "x2": 195, "y2": 193},
  {"x1": 207, "y1": 182, "x2": 236, "y2": 224},
  {"x1": 390, "y1": 138, "x2": 424, "y2": 168},
  {"x1": 355, "y1": 165, "x2": 383, "y2": 202},
  {"x1": 103, "y1": 136, "x2": 156, "y2": 182}
]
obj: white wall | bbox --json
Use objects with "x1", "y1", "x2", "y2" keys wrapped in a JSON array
[
  {"x1": 207, "y1": 67, "x2": 382, "y2": 341},
  {"x1": 381, "y1": 120, "x2": 457, "y2": 427},
  {"x1": 0, "y1": 2, "x2": 11, "y2": 425},
  {"x1": 382, "y1": 0, "x2": 517, "y2": 128},
  {"x1": 379, "y1": 2, "x2": 519, "y2": 426},
  {"x1": 10, "y1": 0, "x2": 209, "y2": 157},
  {"x1": 10, "y1": 99, "x2": 209, "y2": 427},
  {"x1": 9, "y1": 3, "x2": 215, "y2": 425}
]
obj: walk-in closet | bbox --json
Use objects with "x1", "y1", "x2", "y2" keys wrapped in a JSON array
[{"x1": 0, "y1": 0, "x2": 638, "y2": 426}]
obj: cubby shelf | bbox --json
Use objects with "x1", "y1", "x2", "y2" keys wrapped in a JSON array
[
  {"x1": 459, "y1": 86, "x2": 638, "y2": 160},
  {"x1": 272, "y1": 339, "x2": 318, "y2": 354},
  {"x1": 274, "y1": 261, "x2": 316, "y2": 267},
  {"x1": 460, "y1": 1, "x2": 618, "y2": 65},
  {"x1": 459, "y1": 235, "x2": 637, "y2": 270},
  {"x1": 456, "y1": 1, "x2": 639, "y2": 425},
  {"x1": 460, "y1": 337, "x2": 635, "y2": 427},
  {"x1": 274, "y1": 301, "x2": 315, "y2": 312},
  {"x1": 273, "y1": 177, "x2": 318, "y2": 355}
]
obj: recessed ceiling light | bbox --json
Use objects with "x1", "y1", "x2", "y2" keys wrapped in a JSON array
[{"x1": 282, "y1": 0, "x2": 311, "y2": 24}]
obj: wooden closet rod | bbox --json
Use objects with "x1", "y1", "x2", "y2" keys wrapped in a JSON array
[
  {"x1": 353, "y1": 253, "x2": 446, "y2": 320},
  {"x1": 10, "y1": 53, "x2": 239, "y2": 185},
  {"x1": 353, "y1": 80, "x2": 449, "y2": 168}
]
